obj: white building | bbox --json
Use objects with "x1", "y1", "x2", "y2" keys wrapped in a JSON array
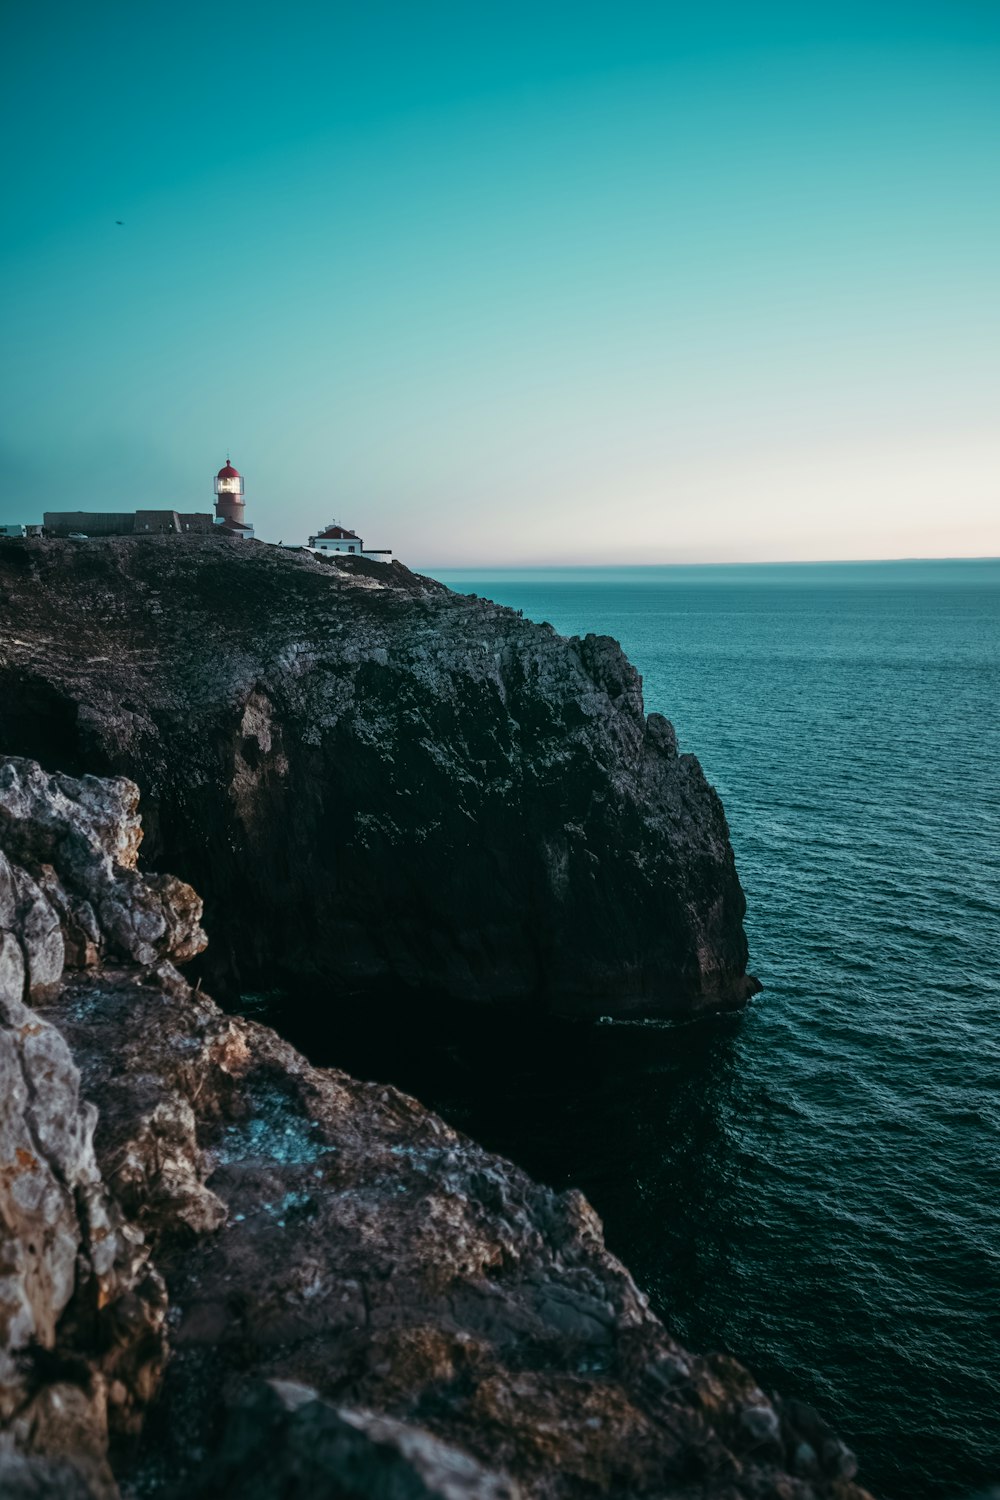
[{"x1": 307, "y1": 523, "x2": 391, "y2": 561}]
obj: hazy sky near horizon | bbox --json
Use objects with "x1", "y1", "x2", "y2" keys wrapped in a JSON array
[{"x1": 2, "y1": 1, "x2": 999, "y2": 566}]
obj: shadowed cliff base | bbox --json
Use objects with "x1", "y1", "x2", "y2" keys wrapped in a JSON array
[{"x1": 0, "y1": 535, "x2": 758, "y2": 1020}]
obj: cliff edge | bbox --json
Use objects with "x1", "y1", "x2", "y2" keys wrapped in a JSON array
[
  {"x1": 0, "y1": 756, "x2": 862, "y2": 1500},
  {"x1": 0, "y1": 537, "x2": 755, "y2": 1018}
]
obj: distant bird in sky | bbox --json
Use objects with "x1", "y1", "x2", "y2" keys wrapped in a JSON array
[{"x1": 116, "y1": 220, "x2": 124, "y2": 225}]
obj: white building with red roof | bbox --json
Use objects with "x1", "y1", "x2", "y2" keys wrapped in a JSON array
[{"x1": 307, "y1": 522, "x2": 391, "y2": 561}]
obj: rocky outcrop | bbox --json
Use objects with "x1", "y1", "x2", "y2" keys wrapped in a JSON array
[
  {"x1": 0, "y1": 760, "x2": 206, "y2": 971},
  {"x1": 0, "y1": 757, "x2": 866, "y2": 1499},
  {"x1": 0, "y1": 537, "x2": 756, "y2": 1018}
]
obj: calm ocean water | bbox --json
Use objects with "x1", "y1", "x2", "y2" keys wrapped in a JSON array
[{"x1": 263, "y1": 559, "x2": 1000, "y2": 1498}]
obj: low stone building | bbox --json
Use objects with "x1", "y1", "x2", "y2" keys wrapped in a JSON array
[
  {"x1": 43, "y1": 510, "x2": 215, "y2": 537},
  {"x1": 43, "y1": 457, "x2": 255, "y2": 540}
]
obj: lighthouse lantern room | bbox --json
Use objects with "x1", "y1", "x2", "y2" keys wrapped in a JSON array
[{"x1": 213, "y1": 458, "x2": 253, "y2": 537}]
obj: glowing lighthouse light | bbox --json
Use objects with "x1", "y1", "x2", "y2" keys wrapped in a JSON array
[{"x1": 213, "y1": 457, "x2": 254, "y2": 538}]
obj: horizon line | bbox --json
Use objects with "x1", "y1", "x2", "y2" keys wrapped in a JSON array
[{"x1": 424, "y1": 553, "x2": 1000, "y2": 571}]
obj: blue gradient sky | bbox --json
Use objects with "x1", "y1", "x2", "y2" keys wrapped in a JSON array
[{"x1": 2, "y1": 1, "x2": 998, "y2": 565}]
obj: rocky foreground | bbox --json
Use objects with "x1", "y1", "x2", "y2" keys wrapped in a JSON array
[
  {"x1": 0, "y1": 536, "x2": 756, "y2": 1017},
  {"x1": 0, "y1": 756, "x2": 865, "y2": 1499}
]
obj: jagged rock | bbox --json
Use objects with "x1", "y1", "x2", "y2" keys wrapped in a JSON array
[
  {"x1": 0, "y1": 761, "x2": 208, "y2": 1495},
  {"x1": 0, "y1": 978, "x2": 167, "y2": 1497},
  {"x1": 30, "y1": 871, "x2": 101, "y2": 970},
  {"x1": 0, "y1": 537, "x2": 755, "y2": 1017},
  {"x1": 0, "y1": 759, "x2": 206, "y2": 969},
  {"x1": 1, "y1": 855, "x2": 64, "y2": 994},
  {"x1": 0, "y1": 929, "x2": 26, "y2": 1020}
]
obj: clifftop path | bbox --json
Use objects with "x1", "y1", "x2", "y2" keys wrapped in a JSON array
[{"x1": 0, "y1": 536, "x2": 756, "y2": 1017}]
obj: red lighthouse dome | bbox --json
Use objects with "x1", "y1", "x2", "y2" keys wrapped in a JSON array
[{"x1": 213, "y1": 455, "x2": 251, "y2": 535}]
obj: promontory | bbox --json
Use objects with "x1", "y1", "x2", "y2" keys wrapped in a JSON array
[{"x1": 0, "y1": 535, "x2": 757, "y2": 1017}]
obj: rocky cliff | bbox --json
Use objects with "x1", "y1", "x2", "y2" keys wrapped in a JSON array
[
  {"x1": 0, "y1": 536, "x2": 755, "y2": 1018},
  {"x1": 0, "y1": 756, "x2": 866, "y2": 1500}
]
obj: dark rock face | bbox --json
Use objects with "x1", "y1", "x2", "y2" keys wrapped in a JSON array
[
  {"x1": 0, "y1": 757, "x2": 866, "y2": 1500},
  {"x1": 0, "y1": 537, "x2": 755, "y2": 1018}
]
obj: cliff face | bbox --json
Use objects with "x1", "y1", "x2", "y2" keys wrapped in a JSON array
[
  {"x1": 0, "y1": 757, "x2": 863, "y2": 1500},
  {"x1": 0, "y1": 537, "x2": 755, "y2": 1018}
]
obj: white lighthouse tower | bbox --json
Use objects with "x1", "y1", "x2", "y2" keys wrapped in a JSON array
[{"x1": 213, "y1": 458, "x2": 254, "y2": 538}]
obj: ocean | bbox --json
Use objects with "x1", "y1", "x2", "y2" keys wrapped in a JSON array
[{"x1": 265, "y1": 559, "x2": 1000, "y2": 1498}]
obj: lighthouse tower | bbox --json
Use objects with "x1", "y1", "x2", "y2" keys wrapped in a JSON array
[{"x1": 213, "y1": 458, "x2": 253, "y2": 538}]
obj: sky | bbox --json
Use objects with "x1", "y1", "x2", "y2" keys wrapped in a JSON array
[{"x1": 2, "y1": 0, "x2": 999, "y2": 566}]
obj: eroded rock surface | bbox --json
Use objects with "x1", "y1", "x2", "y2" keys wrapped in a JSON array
[
  {"x1": 0, "y1": 536, "x2": 755, "y2": 1017},
  {"x1": 0, "y1": 759, "x2": 205, "y2": 971},
  {"x1": 0, "y1": 757, "x2": 868, "y2": 1500},
  {"x1": 0, "y1": 761, "x2": 201, "y2": 1496}
]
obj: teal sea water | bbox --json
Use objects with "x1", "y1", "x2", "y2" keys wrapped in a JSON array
[{"x1": 268, "y1": 559, "x2": 1000, "y2": 1498}]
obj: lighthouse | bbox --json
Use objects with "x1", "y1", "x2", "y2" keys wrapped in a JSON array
[{"x1": 213, "y1": 458, "x2": 254, "y2": 538}]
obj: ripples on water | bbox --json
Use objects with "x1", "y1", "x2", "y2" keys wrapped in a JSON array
[{"x1": 258, "y1": 560, "x2": 1000, "y2": 1500}]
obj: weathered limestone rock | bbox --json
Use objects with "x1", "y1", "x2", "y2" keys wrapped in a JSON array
[
  {"x1": 0, "y1": 760, "x2": 206, "y2": 1497},
  {"x1": 0, "y1": 759, "x2": 206, "y2": 970},
  {"x1": 0, "y1": 854, "x2": 63, "y2": 993},
  {"x1": 0, "y1": 537, "x2": 755, "y2": 1017},
  {"x1": 0, "y1": 976, "x2": 167, "y2": 1499}
]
